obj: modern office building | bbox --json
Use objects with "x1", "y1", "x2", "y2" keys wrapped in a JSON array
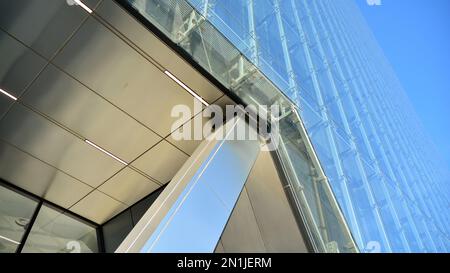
[{"x1": 0, "y1": 0, "x2": 448, "y2": 253}]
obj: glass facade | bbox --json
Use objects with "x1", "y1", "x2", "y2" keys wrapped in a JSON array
[
  {"x1": 0, "y1": 180, "x2": 164, "y2": 253},
  {"x1": 102, "y1": 186, "x2": 165, "y2": 252},
  {"x1": 0, "y1": 182, "x2": 99, "y2": 253},
  {"x1": 123, "y1": 0, "x2": 450, "y2": 252},
  {"x1": 124, "y1": 0, "x2": 357, "y2": 253},
  {"x1": 21, "y1": 204, "x2": 98, "y2": 253},
  {"x1": 0, "y1": 185, "x2": 38, "y2": 253}
]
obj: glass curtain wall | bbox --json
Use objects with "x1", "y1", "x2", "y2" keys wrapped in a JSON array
[
  {"x1": 123, "y1": 0, "x2": 450, "y2": 252},
  {"x1": 102, "y1": 186, "x2": 165, "y2": 253},
  {"x1": 0, "y1": 185, "x2": 38, "y2": 253},
  {"x1": 123, "y1": 0, "x2": 357, "y2": 253},
  {"x1": 182, "y1": 0, "x2": 450, "y2": 252},
  {"x1": 0, "y1": 180, "x2": 166, "y2": 253},
  {"x1": 0, "y1": 182, "x2": 99, "y2": 253},
  {"x1": 21, "y1": 204, "x2": 98, "y2": 253}
]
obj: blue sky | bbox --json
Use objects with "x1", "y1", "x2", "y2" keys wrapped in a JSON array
[{"x1": 356, "y1": 0, "x2": 450, "y2": 170}]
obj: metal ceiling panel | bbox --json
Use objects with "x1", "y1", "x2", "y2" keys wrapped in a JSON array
[
  {"x1": 0, "y1": 96, "x2": 13, "y2": 119},
  {"x1": 0, "y1": 30, "x2": 46, "y2": 97},
  {"x1": 53, "y1": 17, "x2": 202, "y2": 137},
  {"x1": 0, "y1": 140, "x2": 92, "y2": 209},
  {"x1": 132, "y1": 140, "x2": 189, "y2": 184},
  {"x1": 0, "y1": 104, "x2": 124, "y2": 188},
  {"x1": 95, "y1": 0, "x2": 223, "y2": 104},
  {"x1": 214, "y1": 95, "x2": 237, "y2": 110},
  {"x1": 166, "y1": 95, "x2": 237, "y2": 155},
  {"x1": 0, "y1": 0, "x2": 100, "y2": 58},
  {"x1": 0, "y1": 0, "x2": 228, "y2": 223},
  {"x1": 22, "y1": 64, "x2": 162, "y2": 162},
  {"x1": 167, "y1": 111, "x2": 209, "y2": 156},
  {"x1": 98, "y1": 167, "x2": 160, "y2": 206},
  {"x1": 70, "y1": 189, "x2": 127, "y2": 224}
]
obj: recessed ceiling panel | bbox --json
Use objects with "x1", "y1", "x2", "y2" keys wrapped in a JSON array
[
  {"x1": 98, "y1": 167, "x2": 161, "y2": 206},
  {"x1": 132, "y1": 140, "x2": 189, "y2": 184},
  {"x1": 0, "y1": 0, "x2": 229, "y2": 224},
  {"x1": 167, "y1": 95, "x2": 237, "y2": 155},
  {"x1": 214, "y1": 95, "x2": 237, "y2": 110},
  {"x1": 0, "y1": 0, "x2": 100, "y2": 58},
  {"x1": 53, "y1": 17, "x2": 202, "y2": 137},
  {"x1": 70, "y1": 190, "x2": 127, "y2": 224},
  {"x1": 167, "y1": 111, "x2": 210, "y2": 156},
  {"x1": 22, "y1": 64, "x2": 162, "y2": 162},
  {"x1": 95, "y1": 0, "x2": 223, "y2": 104},
  {"x1": 0, "y1": 30, "x2": 47, "y2": 97},
  {"x1": 0, "y1": 96, "x2": 13, "y2": 119},
  {"x1": 0, "y1": 140, "x2": 93, "y2": 209},
  {"x1": 0, "y1": 104, "x2": 124, "y2": 188}
]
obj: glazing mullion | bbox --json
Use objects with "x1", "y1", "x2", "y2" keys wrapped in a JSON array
[
  {"x1": 333, "y1": 3, "x2": 442, "y2": 251},
  {"x1": 301, "y1": 0, "x2": 393, "y2": 252},
  {"x1": 312, "y1": 0, "x2": 412, "y2": 253},
  {"x1": 289, "y1": 0, "x2": 364, "y2": 248}
]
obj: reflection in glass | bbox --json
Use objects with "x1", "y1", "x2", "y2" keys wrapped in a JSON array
[
  {"x1": 123, "y1": 0, "x2": 358, "y2": 253},
  {"x1": 0, "y1": 185, "x2": 38, "y2": 253},
  {"x1": 22, "y1": 205, "x2": 98, "y2": 253},
  {"x1": 103, "y1": 209, "x2": 134, "y2": 253}
]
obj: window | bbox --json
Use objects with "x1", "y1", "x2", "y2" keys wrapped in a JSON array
[
  {"x1": 0, "y1": 185, "x2": 38, "y2": 253},
  {"x1": 21, "y1": 204, "x2": 98, "y2": 253}
]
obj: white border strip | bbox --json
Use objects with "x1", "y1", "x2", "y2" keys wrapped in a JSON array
[
  {"x1": 164, "y1": 71, "x2": 209, "y2": 106},
  {"x1": 74, "y1": 0, "x2": 93, "y2": 13},
  {"x1": 0, "y1": 235, "x2": 20, "y2": 245},
  {"x1": 0, "y1": 88, "x2": 18, "y2": 101},
  {"x1": 85, "y1": 139, "x2": 128, "y2": 165}
]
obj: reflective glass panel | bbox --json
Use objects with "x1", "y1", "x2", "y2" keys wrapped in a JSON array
[
  {"x1": 0, "y1": 185, "x2": 38, "y2": 253},
  {"x1": 22, "y1": 205, "x2": 98, "y2": 253}
]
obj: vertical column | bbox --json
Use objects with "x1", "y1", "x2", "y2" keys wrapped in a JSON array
[
  {"x1": 116, "y1": 117, "x2": 261, "y2": 252},
  {"x1": 273, "y1": 0, "x2": 299, "y2": 102},
  {"x1": 247, "y1": 0, "x2": 259, "y2": 66}
]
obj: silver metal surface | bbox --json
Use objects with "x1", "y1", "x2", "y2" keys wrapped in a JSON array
[
  {"x1": 132, "y1": 140, "x2": 189, "y2": 184},
  {"x1": 0, "y1": 140, "x2": 93, "y2": 209},
  {"x1": 99, "y1": 167, "x2": 160, "y2": 206},
  {"x1": 217, "y1": 149, "x2": 309, "y2": 253},
  {"x1": 95, "y1": 0, "x2": 223, "y2": 104},
  {"x1": 219, "y1": 187, "x2": 266, "y2": 252},
  {"x1": 0, "y1": 96, "x2": 13, "y2": 119},
  {"x1": 70, "y1": 190, "x2": 127, "y2": 224},
  {"x1": 0, "y1": 0, "x2": 227, "y2": 224},
  {"x1": 0, "y1": 0, "x2": 100, "y2": 58},
  {"x1": 116, "y1": 117, "x2": 260, "y2": 252},
  {"x1": 0, "y1": 30, "x2": 46, "y2": 97},
  {"x1": 53, "y1": 17, "x2": 202, "y2": 137},
  {"x1": 22, "y1": 64, "x2": 162, "y2": 162},
  {"x1": 0, "y1": 104, "x2": 124, "y2": 188}
]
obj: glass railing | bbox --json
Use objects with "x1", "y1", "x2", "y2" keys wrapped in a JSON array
[{"x1": 119, "y1": 0, "x2": 357, "y2": 252}]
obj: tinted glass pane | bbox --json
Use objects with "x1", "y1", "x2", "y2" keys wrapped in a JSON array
[
  {"x1": 22, "y1": 205, "x2": 98, "y2": 253},
  {"x1": 131, "y1": 187, "x2": 165, "y2": 224},
  {"x1": 102, "y1": 209, "x2": 133, "y2": 253},
  {"x1": 0, "y1": 185, "x2": 38, "y2": 253},
  {"x1": 102, "y1": 187, "x2": 165, "y2": 253}
]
